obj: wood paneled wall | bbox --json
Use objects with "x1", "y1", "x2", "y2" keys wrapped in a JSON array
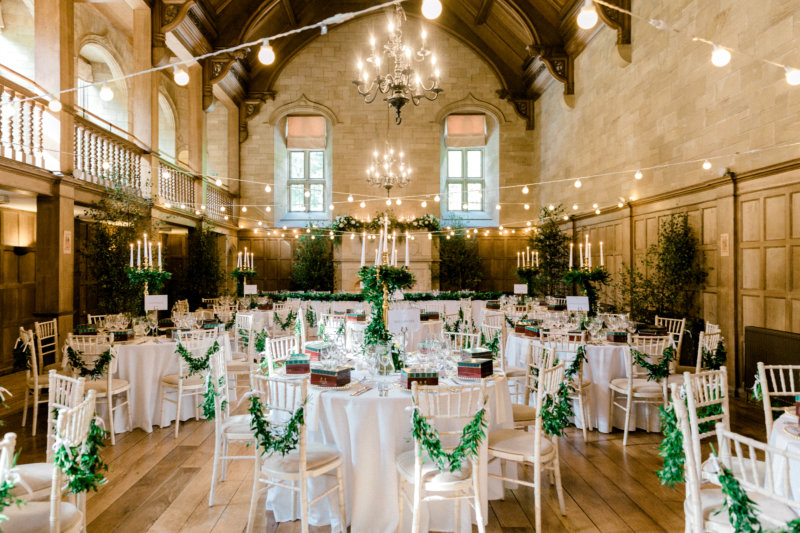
[
  {"x1": 0, "y1": 208, "x2": 36, "y2": 372},
  {"x1": 236, "y1": 236, "x2": 295, "y2": 292}
]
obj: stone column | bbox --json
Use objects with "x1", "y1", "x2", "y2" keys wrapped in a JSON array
[
  {"x1": 34, "y1": 0, "x2": 74, "y2": 174},
  {"x1": 187, "y1": 64, "x2": 204, "y2": 175},
  {"x1": 35, "y1": 182, "x2": 75, "y2": 345}
]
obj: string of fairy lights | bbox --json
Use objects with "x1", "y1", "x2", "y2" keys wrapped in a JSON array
[{"x1": 8, "y1": 0, "x2": 799, "y2": 234}]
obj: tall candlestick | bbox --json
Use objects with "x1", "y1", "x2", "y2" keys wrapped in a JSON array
[
  {"x1": 360, "y1": 232, "x2": 366, "y2": 267},
  {"x1": 391, "y1": 231, "x2": 396, "y2": 261},
  {"x1": 137, "y1": 241, "x2": 141, "y2": 267},
  {"x1": 569, "y1": 243, "x2": 574, "y2": 269},
  {"x1": 579, "y1": 243, "x2": 584, "y2": 268},
  {"x1": 251, "y1": 253, "x2": 254, "y2": 270},
  {"x1": 585, "y1": 234, "x2": 589, "y2": 248},
  {"x1": 600, "y1": 241, "x2": 604, "y2": 267},
  {"x1": 148, "y1": 242, "x2": 153, "y2": 267},
  {"x1": 158, "y1": 242, "x2": 162, "y2": 268},
  {"x1": 377, "y1": 229, "x2": 383, "y2": 260},
  {"x1": 536, "y1": 251, "x2": 539, "y2": 267},
  {"x1": 375, "y1": 248, "x2": 379, "y2": 265},
  {"x1": 383, "y1": 218, "x2": 389, "y2": 254},
  {"x1": 405, "y1": 232, "x2": 409, "y2": 267},
  {"x1": 517, "y1": 251, "x2": 520, "y2": 268},
  {"x1": 244, "y1": 247, "x2": 248, "y2": 268},
  {"x1": 392, "y1": 249, "x2": 397, "y2": 266},
  {"x1": 587, "y1": 243, "x2": 592, "y2": 268},
  {"x1": 130, "y1": 243, "x2": 134, "y2": 268},
  {"x1": 238, "y1": 252, "x2": 242, "y2": 268},
  {"x1": 143, "y1": 233, "x2": 148, "y2": 254}
]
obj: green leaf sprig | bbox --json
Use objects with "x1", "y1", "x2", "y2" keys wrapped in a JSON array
[
  {"x1": 248, "y1": 395, "x2": 304, "y2": 456},
  {"x1": 411, "y1": 405, "x2": 487, "y2": 473},
  {"x1": 53, "y1": 420, "x2": 109, "y2": 494},
  {"x1": 631, "y1": 345, "x2": 676, "y2": 381},
  {"x1": 66, "y1": 347, "x2": 114, "y2": 380},
  {"x1": 273, "y1": 310, "x2": 297, "y2": 332}
]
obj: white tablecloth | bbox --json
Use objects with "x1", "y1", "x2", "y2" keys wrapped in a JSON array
[
  {"x1": 110, "y1": 335, "x2": 231, "y2": 433},
  {"x1": 768, "y1": 414, "x2": 800, "y2": 502},
  {"x1": 504, "y1": 334, "x2": 660, "y2": 433},
  {"x1": 345, "y1": 320, "x2": 443, "y2": 352},
  {"x1": 265, "y1": 371, "x2": 513, "y2": 532}
]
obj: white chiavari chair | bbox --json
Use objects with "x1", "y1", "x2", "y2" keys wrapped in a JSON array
[
  {"x1": 421, "y1": 300, "x2": 445, "y2": 318},
  {"x1": 262, "y1": 335, "x2": 298, "y2": 376},
  {"x1": 35, "y1": 319, "x2": 61, "y2": 371},
  {"x1": 655, "y1": 315, "x2": 686, "y2": 354},
  {"x1": 546, "y1": 334, "x2": 592, "y2": 440},
  {"x1": 397, "y1": 381, "x2": 488, "y2": 533},
  {"x1": 705, "y1": 322, "x2": 721, "y2": 334},
  {"x1": 443, "y1": 331, "x2": 479, "y2": 352},
  {"x1": 177, "y1": 329, "x2": 218, "y2": 342},
  {"x1": 756, "y1": 362, "x2": 800, "y2": 438},
  {"x1": 512, "y1": 343, "x2": 554, "y2": 429},
  {"x1": 609, "y1": 334, "x2": 671, "y2": 445},
  {"x1": 87, "y1": 314, "x2": 107, "y2": 325},
  {"x1": 208, "y1": 337, "x2": 256, "y2": 506},
  {"x1": 246, "y1": 375, "x2": 346, "y2": 533},
  {"x1": 479, "y1": 323, "x2": 503, "y2": 363},
  {"x1": 173, "y1": 299, "x2": 190, "y2": 314},
  {"x1": 63, "y1": 333, "x2": 131, "y2": 445},
  {"x1": 233, "y1": 313, "x2": 255, "y2": 361},
  {"x1": 482, "y1": 311, "x2": 504, "y2": 329},
  {"x1": 712, "y1": 425, "x2": 800, "y2": 530},
  {"x1": 488, "y1": 363, "x2": 566, "y2": 532},
  {"x1": 202, "y1": 298, "x2": 220, "y2": 308},
  {"x1": 160, "y1": 337, "x2": 215, "y2": 438},
  {"x1": 20, "y1": 327, "x2": 50, "y2": 436},
  {"x1": 694, "y1": 331, "x2": 722, "y2": 373},
  {"x1": 319, "y1": 313, "x2": 345, "y2": 340}
]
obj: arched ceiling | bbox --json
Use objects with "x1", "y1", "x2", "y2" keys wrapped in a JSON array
[{"x1": 156, "y1": 0, "x2": 631, "y2": 130}]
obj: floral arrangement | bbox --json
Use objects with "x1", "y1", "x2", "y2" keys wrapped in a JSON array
[
  {"x1": 515, "y1": 266, "x2": 542, "y2": 297},
  {"x1": 330, "y1": 212, "x2": 440, "y2": 236},
  {"x1": 125, "y1": 267, "x2": 172, "y2": 294},
  {"x1": 230, "y1": 267, "x2": 257, "y2": 280}
]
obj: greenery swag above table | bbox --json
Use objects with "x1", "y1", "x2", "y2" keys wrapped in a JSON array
[{"x1": 563, "y1": 266, "x2": 610, "y2": 316}]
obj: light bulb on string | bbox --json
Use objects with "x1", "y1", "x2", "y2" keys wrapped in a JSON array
[
  {"x1": 266, "y1": 206, "x2": 271, "y2": 212},
  {"x1": 548, "y1": 204, "x2": 555, "y2": 211},
  {"x1": 99, "y1": 84, "x2": 114, "y2": 102},
  {"x1": 173, "y1": 66, "x2": 190, "y2": 86},
  {"x1": 258, "y1": 221, "x2": 263, "y2": 226},
  {"x1": 563, "y1": 215, "x2": 569, "y2": 221},
  {"x1": 785, "y1": 67, "x2": 800, "y2": 86},
  {"x1": 421, "y1": 0, "x2": 442, "y2": 20},
  {"x1": 264, "y1": 184, "x2": 272, "y2": 192},
  {"x1": 634, "y1": 170, "x2": 643, "y2": 180},
  {"x1": 396, "y1": 199, "x2": 402, "y2": 205},
  {"x1": 592, "y1": 203, "x2": 598, "y2": 209},
  {"x1": 434, "y1": 195, "x2": 440, "y2": 202},
  {"x1": 595, "y1": 209, "x2": 601, "y2": 215},
  {"x1": 574, "y1": 179, "x2": 582, "y2": 188},
  {"x1": 577, "y1": 0, "x2": 598, "y2": 30},
  {"x1": 702, "y1": 160, "x2": 712, "y2": 170},
  {"x1": 258, "y1": 39, "x2": 276, "y2": 65},
  {"x1": 386, "y1": 199, "x2": 392, "y2": 206},
  {"x1": 421, "y1": 200, "x2": 427, "y2": 208},
  {"x1": 329, "y1": 204, "x2": 335, "y2": 210},
  {"x1": 711, "y1": 45, "x2": 731, "y2": 67},
  {"x1": 48, "y1": 100, "x2": 62, "y2": 112},
  {"x1": 522, "y1": 185, "x2": 529, "y2": 194},
  {"x1": 524, "y1": 204, "x2": 530, "y2": 210},
  {"x1": 304, "y1": 190, "x2": 310, "y2": 198},
  {"x1": 241, "y1": 206, "x2": 247, "y2": 212},
  {"x1": 215, "y1": 178, "x2": 222, "y2": 186},
  {"x1": 360, "y1": 201, "x2": 366, "y2": 208},
  {"x1": 496, "y1": 204, "x2": 501, "y2": 210},
  {"x1": 347, "y1": 195, "x2": 354, "y2": 202},
  {"x1": 572, "y1": 204, "x2": 578, "y2": 210}
]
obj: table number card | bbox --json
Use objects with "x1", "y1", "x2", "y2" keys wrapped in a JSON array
[
  {"x1": 388, "y1": 308, "x2": 421, "y2": 333},
  {"x1": 243, "y1": 284, "x2": 258, "y2": 295},
  {"x1": 144, "y1": 295, "x2": 169, "y2": 311},
  {"x1": 513, "y1": 284, "x2": 528, "y2": 295},
  {"x1": 566, "y1": 296, "x2": 590, "y2": 312}
]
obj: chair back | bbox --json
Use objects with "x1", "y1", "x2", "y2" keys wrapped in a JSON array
[
  {"x1": 629, "y1": 334, "x2": 671, "y2": 379},
  {"x1": 202, "y1": 298, "x2": 219, "y2": 307},
  {"x1": 682, "y1": 367, "x2": 729, "y2": 480},
  {"x1": 669, "y1": 383, "x2": 704, "y2": 533},
  {"x1": 480, "y1": 324, "x2": 503, "y2": 364},
  {"x1": 444, "y1": 331, "x2": 479, "y2": 351},
  {"x1": 210, "y1": 335, "x2": 232, "y2": 425},
  {"x1": 176, "y1": 338, "x2": 216, "y2": 379},
  {"x1": 715, "y1": 425, "x2": 800, "y2": 527},
  {"x1": 422, "y1": 301, "x2": 445, "y2": 316},
  {"x1": 46, "y1": 370, "x2": 86, "y2": 462},
  {"x1": 173, "y1": 299, "x2": 190, "y2": 314},
  {"x1": 64, "y1": 333, "x2": 117, "y2": 379},
  {"x1": 18, "y1": 327, "x2": 36, "y2": 378},
  {"x1": 410, "y1": 381, "x2": 487, "y2": 468},
  {"x1": 213, "y1": 305, "x2": 236, "y2": 324},
  {"x1": 273, "y1": 303, "x2": 289, "y2": 312},
  {"x1": 264, "y1": 335, "x2": 297, "y2": 375},
  {"x1": 87, "y1": 314, "x2": 107, "y2": 325},
  {"x1": 0, "y1": 432, "x2": 16, "y2": 484},
  {"x1": 250, "y1": 374, "x2": 307, "y2": 466},
  {"x1": 705, "y1": 322, "x2": 721, "y2": 334},
  {"x1": 528, "y1": 364, "x2": 567, "y2": 463},
  {"x1": 756, "y1": 362, "x2": 800, "y2": 437},
  {"x1": 234, "y1": 313, "x2": 255, "y2": 358},
  {"x1": 482, "y1": 311, "x2": 504, "y2": 329},
  {"x1": 177, "y1": 329, "x2": 218, "y2": 343},
  {"x1": 524, "y1": 345, "x2": 555, "y2": 406},
  {"x1": 34, "y1": 319, "x2": 59, "y2": 373},
  {"x1": 655, "y1": 315, "x2": 686, "y2": 351},
  {"x1": 320, "y1": 313, "x2": 345, "y2": 336},
  {"x1": 695, "y1": 331, "x2": 722, "y2": 372}
]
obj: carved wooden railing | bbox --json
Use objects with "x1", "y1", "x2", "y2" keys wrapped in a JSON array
[
  {"x1": 0, "y1": 67, "x2": 47, "y2": 169},
  {"x1": 158, "y1": 160, "x2": 196, "y2": 207},
  {"x1": 206, "y1": 184, "x2": 233, "y2": 223},
  {"x1": 73, "y1": 113, "x2": 144, "y2": 191}
]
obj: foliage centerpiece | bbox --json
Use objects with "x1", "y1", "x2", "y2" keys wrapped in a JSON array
[
  {"x1": 358, "y1": 263, "x2": 415, "y2": 369},
  {"x1": 563, "y1": 266, "x2": 610, "y2": 316},
  {"x1": 528, "y1": 205, "x2": 570, "y2": 298},
  {"x1": 515, "y1": 266, "x2": 542, "y2": 297},
  {"x1": 125, "y1": 232, "x2": 171, "y2": 296}
]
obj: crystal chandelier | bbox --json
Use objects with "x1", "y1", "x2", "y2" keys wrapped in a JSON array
[
  {"x1": 366, "y1": 144, "x2": 412, "y2": 193},
  {"x1": 353, "y1": 5, "x2": 441, "y2": 125}
]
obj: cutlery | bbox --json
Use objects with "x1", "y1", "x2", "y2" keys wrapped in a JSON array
[{"x1": 351, "y1": 386, "x2": 372, "y2": 397}]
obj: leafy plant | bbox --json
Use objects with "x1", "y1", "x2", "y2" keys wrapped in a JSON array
[
  {"x1": 177, "y1": 225, "x2": 225, "y2": 309},
  {"x1": 439, "y1": 229, "x2": 483, "y2": 291},
  {"x1": 529, "y1": 205, "x2": 570, "y2": 297},
  {"x1": 563, "y1": 267, "x2": 610, "y2": 316},
  {"x1": 290, "y1": 231, "x2": 334, "y2": 291},
  {"x1": 411, "y1": 405, "x2": 487, "y2": 473},
  {"x1": 53, "y1": 420, "x2": 109, "y2": 494},
  {"x1": 248, "y1": 395, "x2": 305, "y2": 456}
]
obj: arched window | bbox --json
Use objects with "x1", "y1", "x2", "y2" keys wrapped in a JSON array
[
  {"x1": 157, "y1": 92, "x2": 176, "y2": 162},
  {"x1": 274, "y1": 114, "x2": 332, "y2": 226},
  {"x1": 76, "y1": 42, "x2": 128, "y2": 132},
  {"x1": 0, "y1": 0, "x2": 35, "y2": 79},
  {"x1": 440, "y1": 112, "x2": 499, "y2": 226}
]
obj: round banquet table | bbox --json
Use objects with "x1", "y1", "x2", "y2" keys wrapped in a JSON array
[
  {"x1": 265, "y1": 370, "x2": 513, "y2": 532},
  {"x1": 345, "y1": 320, "x2": 443, "y2": 352},
  {"x1": 768, "y1": 414, "x2": 800, "y2": 502},
  {"x1": 108, "y1": 335, "x2": 232, "y2": 433},
  {"x1": 504, "y1": 333, "x2": 660, "y2": 433}
]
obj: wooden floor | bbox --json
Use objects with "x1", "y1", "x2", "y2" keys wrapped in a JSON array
[{"x1": 0, "y1": 370, "x2": 767, "y2": 533}]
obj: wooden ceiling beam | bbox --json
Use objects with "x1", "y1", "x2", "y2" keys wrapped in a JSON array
[
  {"x1": 474, "y1": 0, "x2": 495, "y2": 25},
  {"x1": 281, "y1": 0, "x2": 297, "y2": 27}
]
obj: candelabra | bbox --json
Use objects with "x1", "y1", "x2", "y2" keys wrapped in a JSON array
[
  {"x1": 366, "y1": 145, "x2": 412, "y2": 193},
  {"x1": 352, "y1": 4, "x2": 442, "y2": 124}
]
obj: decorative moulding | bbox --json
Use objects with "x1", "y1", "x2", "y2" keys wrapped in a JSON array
[
  {"x1": 267, "y1": 94, "x2": 340, "y2": 127},
  {"x1": 432, "y1": 93, "x2": 509, "y2": 125}
]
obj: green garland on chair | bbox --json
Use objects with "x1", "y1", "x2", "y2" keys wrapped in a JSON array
[
  {"x1": 410, "y1": 405, "x2": 487, "y2": 473},
  {"x1": 53, "y1": 420, "x2": 109, "y2": 494},
  {"x1": 480, "y1": 331, "x2": 500, "y2": 359},
  {"x1": 273, "y1": 310, "x2": 297, "y2": 332},
  {"x1": 630, "y1": 345, "x2": 677, "y2": 381},
  {"x1": 65, "y1": 347, "x2": 114, "y2": 380},
  {"x1": 540, "y1": 382, "x2": 574, "y2": 437},
  {"x1": 656, "y1": 404, "x2": 684, "y2": 488},
  {"x1": 254, "y1": 330, "x2": 268, "y2": 353},
  {"x1": 305, "y1": 308, "x2": 317, "y2": 328},
  {"x1": 504, "y1": 313, "x2": 528, "y2": 328},
  {"x1": 701, "y1": 340, "x2": 727, "y2": 370},
  {"x1": 0, "y1": 454, "x2": 23, "y2": 524},
  {"x1": 12, "y1": 338, "x2": 30, "y2": 371},
  {"x1": 175, "y1": 340, "x2": 219, "y2": 377},
  {"x1": 248, "y1": 395, "x2": 304, "y2": 456},
  {"x1": 201, "y1": 376, "x2": 227, "y2": 420}
]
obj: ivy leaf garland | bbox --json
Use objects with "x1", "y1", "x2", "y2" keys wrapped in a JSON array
[
  {"x1": 480, "y1": 331, "x2": 501, "y2": 359},
  {"x1": 714, "y1": 456, "x2": 762, "y2": 532},
  {"x1": 66, "y1": 347, "x2": 114, "y2": 380},
  {"x1": 563, "y1": 267, "x2": 610, "y2": 316},
  {"x1": 125, "y1": 267, "x2": 172, "y2": 294},
  {"x1": 53, "y1": 420, "x2": 109, "y2": 494},
  {"x1": 175, "y1": 341, "x2": 222, "y2": 419},
  {"x1": 305, "y1": 308, "x2": 317, "y2": 328},
  {"x1": 201, "y1": 376, "x2": 227, "y2": 420},
  {"x1": 0, "y1": 454, "x2": 23, "y2": 523},
  {"x1": 657, "y1": 404, "x2": 685, "y2": 488},
  {"x1": 273, "y1": 310, "x2": 297, "y2": 332},
  {"x1": 505, "y1": 313, "x2": 528, "y2": 328},
  {"x1": 537, "y1": 346, "x2": 587, "y2": 437},
  {"x1": 248, "y1": 395, "x2": 304, "y2": 456},
  {"x1": 12, "y1": 338, "x2": 31, "y2": 371},
  {"x1": 410, "y1": 404, "x2": 487, "y2": 473},
  {"x1": 631, "y1": 345, "x2": 677, "y2": 381}
]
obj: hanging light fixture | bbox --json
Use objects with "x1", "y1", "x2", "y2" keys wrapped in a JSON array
[
  {"x1": 711, "y1": 45, "x2": 731, "y2": 67},
  {"x1": 576, "y1": 0, "x2": 598, "y2": 30},
  {"x1": 258, "y1": 40, "x2": 276, "y2": 65},
  {"x1": 173, "y1": 66, "x2": 190, "y2": 86},
  {"x1": 366, "y1": 146, "x2": 412, "y2": 195},
  {"x1": 99, "y1": 84, "x2": 114, "y2": 102},
  {"x1": 421, "y1": 0, "x2": 442, "y2": 20},
  {"x1": 353, "y1": 5, "x2": 442, "y2": 125}
]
